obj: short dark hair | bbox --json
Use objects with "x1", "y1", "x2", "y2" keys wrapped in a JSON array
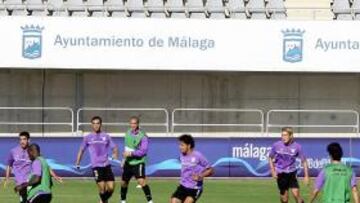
[
  {"x1": 19, "y1": 131, "x2": 30, "y2": 139},
  {"x1": 327, "y1": 142, "x2": 343, "y2": 161},
  {"x1": 178, "y1": 134, "x2": 195, "y2": 149},
  {"x1": 130, "y1": 116, "x2": 140, "y2": 124},
  {"x1": 91, "y1": 116, "x2": 102, "y2": 124},
  {"x1": 29, "y1": 143, "x2": 40, "y2": 154}
]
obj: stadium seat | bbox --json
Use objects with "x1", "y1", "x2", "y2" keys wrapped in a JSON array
[
  {"x1": 87, "y1": 0, "x2": 106, "y2": 17},
  {"x1": 336, "y1": 13, "x2": 353, "y2": 19},
  {"x1": 125, "y1": 0, "x2": 146, "y2": 17},
  {"x1": 353, "y1": 0, "x2": 360, "y2": 18},
  {"x1": 168, "y1": 12, "x2": 186, "y2": 17},
  {"x1": 4, "y1": 0, "x2": 27, "y2": 16},
  {"x1": 47, "y1": 0, "x2": 67, "y2": 16},
  {"x1": 208, "y1": 12, "x2": 226, "y2": 18},
  {"x1": 185, "y1": 0, "x2": 206, "y2": 18},
  {"x1": 189, "y1": 12, "x2": 206, "y2": 18},
  {"x1": 0, "y1": 0, "x2": 8, "y2": 15},
  {"x1": 332, "y1": 0, "x2": 351, "y2": 19},
  {"x1": 205, "y1": 0, "x2": 225, "y2": 18},
  {"x1": 165, "y1": 0, "x2": 186, "y2": 18},
  {"x1": 247, "y1": 0, "x2": 267, "y2": 19},
  {"x1": 65, "y1": 0, "x2": 88, "y2": 16},
  {"x1": 105, "y1": 0, "x2": 125, "y2": 17},
  {"x1": 250, "y1": 12, "x2": 267, "y2": 18},
  {"x1": 145, "y1": 0, "x2": 166, "y2": 18},
  {"x1": 26, "y1": 0, "x2": 47, "y2": 16},
  {"x1": 226, "y1": 0, "x2": 247, "y2": 19},
  {"x1": 266, "y1": 0, "x2": 286, "y2": 19},
  {"x1": 270, "y1": 12, "x2": 286, "y2": 19}
]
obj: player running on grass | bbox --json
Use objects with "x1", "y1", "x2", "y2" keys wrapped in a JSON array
[
  {"x1": 269, "y1": 127, "x2": 309, "y2": 203},
  {"x1": 310, "y1": 142, "x2": 359, "y2": 203},
  {"x1": 15, "y1": 143, "x2": 53, "y2": 203},
  {"x1": 75, "y1": 116, "x2": 118, "y2": 203},
  {"x1": 120, "y1": 116, "x2": 153, "y2": 203},
  {"x1": 170, "y1": 134, "x2": 214, "y2": 203},
  {"x1": 3, "y1": 131, "x2": 62, "y2": 203}
]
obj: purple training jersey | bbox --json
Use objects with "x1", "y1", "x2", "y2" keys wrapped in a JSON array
[
  {"x1": 7, "y1": 146, "x2": 32, "y2": 186},
  {"x1": 128, "y1": 128, "x2": 148, "y2": 157},
  {"x1": 180, "y1": 150, "x2": 211, "y2": 190},
  {"x1": 31, "y1": 159, "x2": 42, "y2": 177},
  {"x1": 80, "y1": 132, "x2": 116, "y2": 168},
  {"x1": 269, "y1": 141, "x2": 306, "y2": 174}
]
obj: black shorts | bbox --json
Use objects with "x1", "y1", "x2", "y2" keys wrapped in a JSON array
[
  {"x1": 122, "y1": 162, "x2": 146, "y2": 182},
  {"x1": 92, "y1": 165, "x2": 115, "y2": 183},
  {"x1": 277, "y1": 171, "x2": 299, "y2": 195},
  {"x1": 171, "y1": 185, "x2": 203, "y2": 202},
  {"x1": 28, "y1": 194, "x2": 52, "y2": 203}
]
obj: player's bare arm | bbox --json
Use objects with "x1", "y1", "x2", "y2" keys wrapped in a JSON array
[
  {"x1": 302, "y1": 160, "x2": 310, "y2": 185},
  {"x1": 352, "y1": 186, "x2": 360, "y2": 203},
  {"x1": 192, "y1": 167, "x2": 214, "y2": 181},
  {"x1": 75, "y1": 148, "x2": 84, "y2": 168},
  {"x1": 3, "y1": 165, "x2": 12, "y2": 188},
  {"x1": 269, "y1": 158, "x2": 277, "y2": 179},
  {"x1": 309, "y1": 189, "x2": 320, "y2": 203}
]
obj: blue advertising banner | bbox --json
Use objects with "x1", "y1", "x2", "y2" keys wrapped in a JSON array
[{"x1": 0, "y1": 137, "x2": 359, "y2": 178}]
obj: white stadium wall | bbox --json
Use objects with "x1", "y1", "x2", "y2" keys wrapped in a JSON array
[
  {"x1": 0, "y1": 69, "x2": 359, "y2": 133},
  {"x1": 1, "y1": 17, "x2": 360, "y2": 72},
  {"x1": 0, "y1": 17, "x2": 360, "y2": 134}
]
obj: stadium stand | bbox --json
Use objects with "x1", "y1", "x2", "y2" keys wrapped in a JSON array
[
  {"x1": 0, "y1": 0, "x2": 346, "y2": 20},
  {"x1": 0, "y1": 0, "x2": 290, "y2": 19},
  {"x1": 332, "y1": 0, "x2": 352, "y2": 20}
]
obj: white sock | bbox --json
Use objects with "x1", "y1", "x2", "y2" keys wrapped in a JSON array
[
  {"x1": 148, "y1": 201, "x2": 153, "y2": 203},
  {"x1": 121, "y1": 201, "x2": 126, "y2": 203}
]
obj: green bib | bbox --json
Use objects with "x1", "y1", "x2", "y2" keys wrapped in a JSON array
[
  {"x1": 125, "y1": 129, "x2": 147, "y2": 165},
  {"x1": 322, "y1": 163, "x2": 353, "y2": 203},
  {"x1": 27, "y1": 157, "x2": 52, "y2": 200}
]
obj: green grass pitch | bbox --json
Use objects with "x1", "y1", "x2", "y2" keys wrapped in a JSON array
[{"x1": 0, "y1": 178, "x2": 348, "y2": 203}]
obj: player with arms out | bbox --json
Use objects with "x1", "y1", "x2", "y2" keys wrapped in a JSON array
[
  {"x1": 310, "y1": 142, "x2": 359, "y2": 203},
  {"x1": 75, "y1": 116, "x2": 118, "y2": 203},
  {"x1": 269, "y1": 127, "x2": 309, "y2": 203},
  {"x1": 170, "y1": 134, "x2": 214, "y2": 203}
]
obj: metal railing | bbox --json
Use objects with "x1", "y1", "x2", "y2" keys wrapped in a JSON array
[
  {"x1": 171, "y1": 108, "x2": 265, "y2": 133},
  {"x1": 266, "y1": 109, "x2": 360, "y2": 134},
  {"x1": 76, "y1": 107, "x2": 169, "y2": 133},
  {"x1": 0, "y1": 107, "x2": 74, "y2": 133},
  {"x1": 0, "y1": 107, "x2": 359, "y2": 137}
]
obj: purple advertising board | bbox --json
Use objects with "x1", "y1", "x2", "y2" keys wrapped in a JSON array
[{"x1": 0, "y1": 137, "x2": 359, "y2": 177}]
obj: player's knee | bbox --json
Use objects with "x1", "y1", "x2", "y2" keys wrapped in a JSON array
[
  {"x1": 280, "y1": 194, "x2": 289, "y2": 202},
  {"x1": 170, "y1": 198, "x2": 180, "y2": 203},
  {"x1": 107, "y1": 187, "x2": 114, "y2": 193},
  {"x1": 121, "y1": 180, "x2": 129, "y2": 187},
  {"x1": 291, "y1": 190, "x2": 300, "y2": 198},
  {"x1": 137, "y1": 179, "x2": 146, "y2": 187},
  {"x1": 184, "y1": 197, "x2": 195, "y2": 203}
]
